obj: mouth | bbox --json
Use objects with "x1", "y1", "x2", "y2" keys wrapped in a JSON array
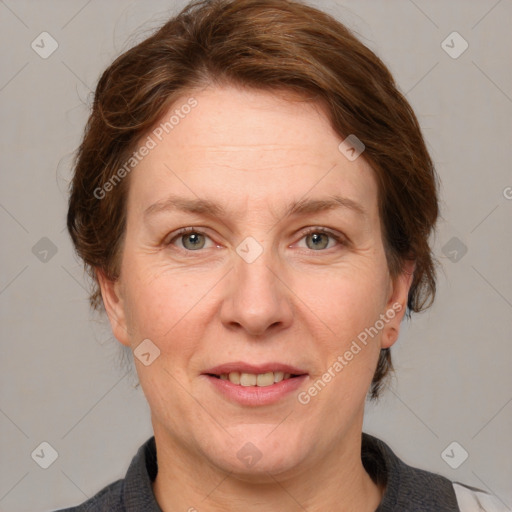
[
  {"x1": 208, "y1": 371, "x2": 302, "y2": 387},
  {"x1": 203, "y1": 363, "x2": 308, "y2": 405}
]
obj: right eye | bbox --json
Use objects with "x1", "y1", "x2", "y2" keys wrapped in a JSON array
[{"x1": 167, "y1": 228, "x2": 216, "y2": 251}]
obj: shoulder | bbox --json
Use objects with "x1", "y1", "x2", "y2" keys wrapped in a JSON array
[
  {"x1": 362, "y1": 433, "x2": 504, "y2": 512},
  {"x1": 52, "y1": 478, "x2": 124, "y2": 511},
  {"x1": 453, "y1": 482, "x2": 510, "y2": 512},
  {"x1": 363, "y1": 433, "x2": 459, "y2": 510},
  {"x1": 52, "y1": 436, "x2": 159, "y2": 512}
]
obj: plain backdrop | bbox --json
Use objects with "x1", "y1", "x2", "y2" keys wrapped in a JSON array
[{"x1": 0, "y1": 1, "x2": 511, "y2": 510}]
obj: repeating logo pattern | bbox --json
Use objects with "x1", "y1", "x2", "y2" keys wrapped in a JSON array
[{"x1": 0, "y1": 1, "x2": 510, "y2": 510}]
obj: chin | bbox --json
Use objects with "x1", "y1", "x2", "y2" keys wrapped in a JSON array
[{"x1": 204, "y1": 426, "x2": 309, "y2": 479}]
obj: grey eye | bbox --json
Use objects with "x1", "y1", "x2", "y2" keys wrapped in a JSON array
[
  {"x1": 305, "y1": 232, "x2": 330, "y2": 250},
  {"x1": 181, "y1": 232, "x2": 206, "y2": 250}
]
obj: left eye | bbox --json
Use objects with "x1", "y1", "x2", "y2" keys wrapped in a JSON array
[
  {"x1": 169, "y1": 229, "x2": 215, "y2": 251},
  {"x1": 298, "y1": 230, "x2": 341, "y2": 251}
]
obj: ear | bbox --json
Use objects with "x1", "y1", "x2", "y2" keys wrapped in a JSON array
[
  {"x1": 381, "y1": 260, "x2": 415, "y2": 349},
  {"x1": 96, "y1": 268, "x2": 131, "y2": 347}
]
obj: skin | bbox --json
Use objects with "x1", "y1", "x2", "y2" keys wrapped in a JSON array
[{"x1": 98, "y1": 85, "x2": 413, "y2": 511}]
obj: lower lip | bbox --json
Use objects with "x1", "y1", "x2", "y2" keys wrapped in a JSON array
[{"x1": 204, "y1": 375, "x2": 308, "y2": 406}]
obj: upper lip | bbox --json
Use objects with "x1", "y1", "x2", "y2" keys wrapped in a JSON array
[{"x1": 204, "y1": 362, "x2": 308, "y2": 376}]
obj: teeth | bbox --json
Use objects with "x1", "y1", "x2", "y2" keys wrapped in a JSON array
[
  {"x1": 240, "y1": 373, "x2": 257, "y2": 386},
  {"x1": 228, "y1": 372, "x2": 240, "y2": 385},
  {"x1": 220, "y1": 371, "x2": 295, "y2": 386},
  {"x1": 256, "y1": 372, "x2": 274, "y2": 387}
]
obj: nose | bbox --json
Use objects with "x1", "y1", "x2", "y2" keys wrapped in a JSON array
[{"x1": 219, "y1": 246, "x2": 294, "y2": 337}]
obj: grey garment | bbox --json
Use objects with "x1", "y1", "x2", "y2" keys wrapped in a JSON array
[
  {"x1": 54, "y1": 436, "x2": 161, "y2": 512},
  {"x1": 366, "y1": 435, "x2": 460, "y2": 511},
  {"x1": 54, "y1": 433, "x2": 461, "y2": 511}
]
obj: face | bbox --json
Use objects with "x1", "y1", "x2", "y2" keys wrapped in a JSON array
[{"x1": 99, "y1": 85, "x2": 411, "y2": 479}]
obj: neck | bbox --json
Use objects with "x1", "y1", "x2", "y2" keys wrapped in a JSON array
[{"x1": 151, "y1": 423, "x2": 383, "y2": 512}]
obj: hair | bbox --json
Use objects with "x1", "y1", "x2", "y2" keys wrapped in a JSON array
[{"x1": 67, "y1": 0, "x2": 439, "y2": 399}]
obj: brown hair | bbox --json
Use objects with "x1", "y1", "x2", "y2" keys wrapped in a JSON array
[{"x1": 67, "y1": 0, "x2": 439, "y2": 399}]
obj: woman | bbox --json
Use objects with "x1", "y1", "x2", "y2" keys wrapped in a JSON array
[{"x1": 59, "y1": 0, "x2": 505, "y2": 510}]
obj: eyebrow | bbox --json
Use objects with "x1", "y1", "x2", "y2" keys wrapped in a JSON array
[{"x1": 143, "y1": 194, "x2": 367, "y2": 220}]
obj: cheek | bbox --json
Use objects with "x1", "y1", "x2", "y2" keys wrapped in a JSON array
[
  {"x1": 121, "y1": 255, "x2": 218, "y2": 348},
  {"x1": 293, "y1": 261, "x2": 390, "y2": 344},
  {"x1": 294, "y1": 267, "x2": 389, "y2": 416}
]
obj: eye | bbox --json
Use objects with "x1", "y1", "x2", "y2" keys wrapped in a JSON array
[
  {"x1": 167, "y1": 228, "x2": 215, "y2": 251},
  {"x1": 297, "y1": 228, "x2": 345, "y2": 251}
]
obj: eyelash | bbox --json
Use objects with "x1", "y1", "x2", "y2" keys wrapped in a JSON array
[{"x1": 166, "y1": 226, "x2": 347, "y2": 253}]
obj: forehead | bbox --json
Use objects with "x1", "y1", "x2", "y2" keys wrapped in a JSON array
[{"x1": 128, "y1": 85, "x2": 378, "y2": 217}]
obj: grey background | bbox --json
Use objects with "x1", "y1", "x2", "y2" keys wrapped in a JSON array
[{"x1": 0, "y1": 0, "x2": 511, "y2": 510}]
